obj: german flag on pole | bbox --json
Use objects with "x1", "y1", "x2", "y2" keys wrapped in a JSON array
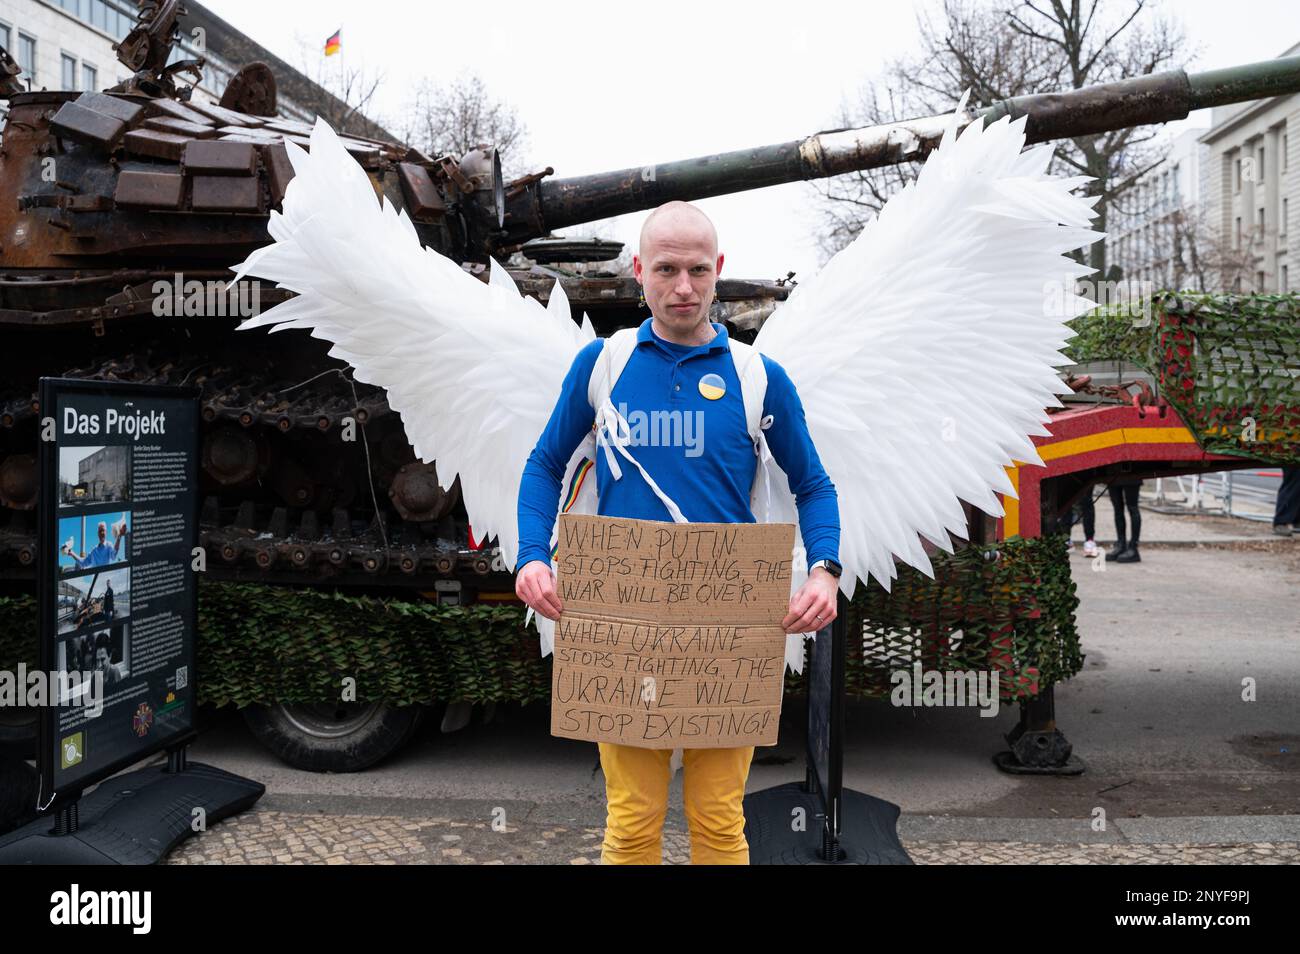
[{"x1": 324, "y1": 28, "x2": 341, "y2": 56}]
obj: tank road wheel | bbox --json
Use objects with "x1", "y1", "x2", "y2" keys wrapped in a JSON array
[
  {"x1": 241, "y1": 701, "x2": 424, "y2": 772},
  {"x1": 0, "y1": 707, "x2": 37, "y2": 759}
]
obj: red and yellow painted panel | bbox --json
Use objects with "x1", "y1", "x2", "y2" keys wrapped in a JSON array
[{"x1": 997, "y1": 404, "x2": 1241, "y2": 540}]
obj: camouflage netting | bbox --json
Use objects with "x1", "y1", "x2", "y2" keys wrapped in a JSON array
[
  {"x1": 1066, "y1": 291, "x2": 1300, "y2": 466},
  {"x1": 792, "y1": 532, "x2": 1081, "y2": 700},
  {"x1": 0, "y1": 532, "x2": 1078, "y2": 707}
]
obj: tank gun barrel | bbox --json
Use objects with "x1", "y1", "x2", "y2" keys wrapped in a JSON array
[{"x1": 532, "y1": 56, "x2": 1300, "y2": 233}]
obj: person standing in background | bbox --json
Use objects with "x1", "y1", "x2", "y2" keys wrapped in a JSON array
[
  {"x1": 1067, "y1": 483, "x2": 1099, "y2": 557},
  {"x1": 1273, "y1": 465, "x2": 1300, "y2": 536},
  {"x1": 1107, "y1": 476, "x2": 1143, "y2": 563}
]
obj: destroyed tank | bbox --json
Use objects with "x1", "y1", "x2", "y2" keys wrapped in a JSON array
[{"x1": 2, "y1": 0, "x2": 1299, "y2": 768}]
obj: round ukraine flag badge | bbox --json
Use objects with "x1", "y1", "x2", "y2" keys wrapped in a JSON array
[{"x1": 698, "y1": 373, "x2": 726, "y2": 400}]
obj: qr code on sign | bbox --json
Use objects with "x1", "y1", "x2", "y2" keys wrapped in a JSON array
[{"x1": 175, "y1": 666, "x2": 188, "y2": 690}]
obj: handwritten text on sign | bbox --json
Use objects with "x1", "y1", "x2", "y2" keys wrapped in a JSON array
[{"x1": 551, "y1": 514, "x2": 794, "y2": 749}]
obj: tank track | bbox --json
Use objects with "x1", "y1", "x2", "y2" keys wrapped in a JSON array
[
  {"x1": 0, "y1": 352, "x2": 515, "y2": 594},
  {"x1": 0, "y1": 351, "x2": 392, "y2": 432}
]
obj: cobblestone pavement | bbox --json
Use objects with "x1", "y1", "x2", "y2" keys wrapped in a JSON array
[
  {"x1": 902, "y1": 841, "x2": 1298, "y2": 864},
  {"x1": 166, "y1": 807, "x2": 1300, "y2": 865}
]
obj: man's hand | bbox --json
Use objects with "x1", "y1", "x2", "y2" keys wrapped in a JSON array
[
  {"x1": 516, "y1": 559, "x2": 564, "y2": 621},
  {"x1": 782, "y1": 566, "x2": 839, "y2": 633}
]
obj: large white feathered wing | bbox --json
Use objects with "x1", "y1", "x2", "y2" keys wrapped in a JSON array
[
  {"x1": 230, "y1": 117, "x2": 594, "y2": 572},
  {"x1": 755, "y1": 99, "x2": 1102, "y2": 605}
]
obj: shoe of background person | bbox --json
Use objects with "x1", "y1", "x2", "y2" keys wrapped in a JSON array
[
  {"x1": 1105, "y1": 540, "x2": 1127, "y2": 561},
  {"x1": 1065, "y1": 537, "x2": 1074, "y2": 551},
  {"x1": 1083, "y1": 540, "x2": 1099, "y2": 558},
  {"x1": 1115, "y1": 543, "x2": 1140, "y2": 563},
  {"x1": 1272, "y1": 523, "x2": 1295, "y2": 537}
]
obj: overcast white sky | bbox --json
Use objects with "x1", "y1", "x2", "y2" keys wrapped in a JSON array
[{"x1": 204, "y1": 0, "x2": 1300, "y2": 282}]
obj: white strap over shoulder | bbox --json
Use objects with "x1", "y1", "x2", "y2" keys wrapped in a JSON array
[
  {"x1": 727, "y1": 341, "x2": 806, "y2": 675},
  {"x1": 588, "y1": 327, "x2": 638, "y2": 409},
  {"x1": 585, "y1": 327, "x2": 689, "y2": 523},
  {"x1": 727, "y1": 338, "x2": 768, "y2": 442}
]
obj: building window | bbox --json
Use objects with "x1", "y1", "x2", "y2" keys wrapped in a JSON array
[
  {"x1": 50, "y1": 1, "x2": 135, "y2": 40},
  {"x1": 1235, "y1": 216, "x2": 1242, "y2": 249},
  {"x1": 110, "y1": 4, "x2": 131, "y2": 40},
  {"x1": 1283, "y1": 265, "x2": 1289, "y2": 293},
  {"x1": 1234, "y1": 157, "x2": 1241, "y2": 193},
  {"x1": 83, "y1": 63, "x2": 97, "y2": 92},
  {"x1": 17, "y1": 32, "x2": 36, "y2": 86},
  {"x1": 62, "y1": 53, "x2": 78, "y2": 90},
  {"x1": 1284, "y1": 133, "x2": 1290, "y2": 171},
  {"x1": 1283, "y1": 198, "x2": 1289, "y2": 236},
  {"x1": 1257, "y1": 146, "x2": 1265, "y2": 181},
  {"x1": 0, "y1": 22, "x2": 9, "y2": 53},
  {"x1": 1259, "y1": 208, "x2": 1266, "y2": 239},
  {"x1": 1257, "y1": 270, "x2": 1265, "y2": 291}
]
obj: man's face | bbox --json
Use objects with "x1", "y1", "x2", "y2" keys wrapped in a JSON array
[
  {"x1": 95, "y1": 647, "x2": 110, "y2": 670},
  {"x1": 634, "y1": 220, "x2": 724, "y2": 338},
  {"x1": 97, "y1": 523, "x2": 107, "y2": 543}
]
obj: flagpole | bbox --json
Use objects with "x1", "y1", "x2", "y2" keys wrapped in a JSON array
[{"x1": 338, "y1": 26, "x2": 345, "y2": 117}]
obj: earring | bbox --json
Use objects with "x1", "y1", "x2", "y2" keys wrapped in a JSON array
[{"x1": 638, "y1": 288, "x2": 647, "y2": 308}]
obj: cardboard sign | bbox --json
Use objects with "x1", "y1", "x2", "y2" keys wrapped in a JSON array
[{"x1": 551, "y1": 513, "x2": 794, "y2": 749}]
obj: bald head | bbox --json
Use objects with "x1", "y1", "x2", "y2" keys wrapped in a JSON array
[
  {"x1": 638, "y1": 201, "x2": 718, "y2": 259},
  {"x1": 632, "y1": 200, "x2": 724, "y2": 344}
]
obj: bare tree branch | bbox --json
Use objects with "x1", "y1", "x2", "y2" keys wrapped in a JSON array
[
  {"x1": 396, "y1": 71, "x2": 531, "y2": 180},
  {"x1": 812, "y1": 0, "x2": 1193, "y2": 277}
]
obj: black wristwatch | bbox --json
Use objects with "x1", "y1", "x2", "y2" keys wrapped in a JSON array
[{"x1": 810, "y1": 558, "x2": 842, "y2": 578}]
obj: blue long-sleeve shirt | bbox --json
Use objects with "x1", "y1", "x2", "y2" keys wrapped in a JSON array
[{"x1": 516, "y1": 316, "x2": 839, "y2": 569}]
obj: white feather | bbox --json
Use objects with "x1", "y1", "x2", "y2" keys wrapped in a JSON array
[
  {"x1": 230, "y1": 117, "x2": 594, "y2": 571},
  {"x1": 754, "y1": 98, "x2": 1103, "y2": 601}
]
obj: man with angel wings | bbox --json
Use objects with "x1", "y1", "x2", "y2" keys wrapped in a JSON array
[
  {"x1": 232, "y1": 91, "x2": 1101, "y2": 865},
  {"x1": 515, "y1": 200, "x2": 843, "y2": 864}
]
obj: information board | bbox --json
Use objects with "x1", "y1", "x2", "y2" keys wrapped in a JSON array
[{"x1": 37, "y1": 379, "x2": 200, "y2": 808}]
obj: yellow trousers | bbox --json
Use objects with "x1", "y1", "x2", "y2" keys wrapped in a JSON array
[{"x1": 597, "y1": 742, "x2": 755, "y2": 865}]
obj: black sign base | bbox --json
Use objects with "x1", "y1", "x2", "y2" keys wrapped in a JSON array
[
  {"x1": 744, "y1": 781, "x2": 912, "y2": 865},
  {"x1": 0, "y1": 761, "x2": 263, "y2": 864}
]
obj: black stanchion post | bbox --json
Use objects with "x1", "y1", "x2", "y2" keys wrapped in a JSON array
[
  {"x1": 52, "y1": 803, "x2": 78, "y2": 836},
  {"x1": 813, "y1": 593, "x2": 846, "y2": 862},
  {"x1": 744, "y1": 588, "x2": 911, "y2": 864},
  {"x1": 166, "y1": 745, "x2": 188, "y2": 774}
]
